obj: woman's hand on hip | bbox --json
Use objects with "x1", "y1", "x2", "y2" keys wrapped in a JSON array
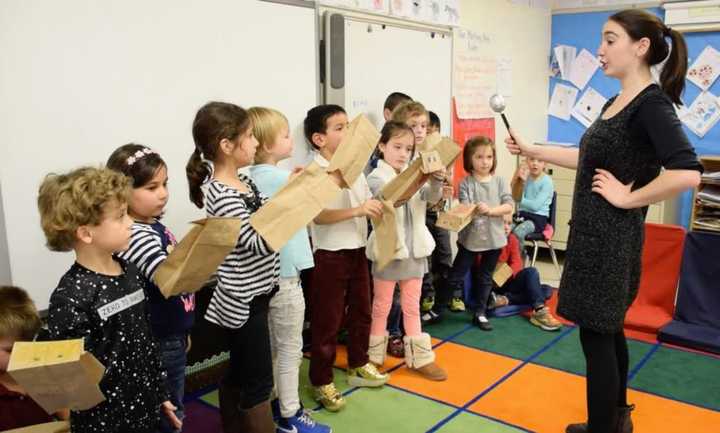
[{"x1": 592, "y1": 168, "x2": 634, "y2": 209}]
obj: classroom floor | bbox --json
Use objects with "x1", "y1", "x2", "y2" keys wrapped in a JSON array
[{"x1": 182, "y1": 253, "x2": 720, "y2": 433}]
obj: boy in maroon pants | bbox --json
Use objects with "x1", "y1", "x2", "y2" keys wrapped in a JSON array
[{"x1": 305, "y1": 105, "x2": 388, "y2": 412}]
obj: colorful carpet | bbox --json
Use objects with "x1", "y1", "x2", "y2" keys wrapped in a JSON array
[{"x1": 184, "y1": 314, "x2": 720, "y2": 432}]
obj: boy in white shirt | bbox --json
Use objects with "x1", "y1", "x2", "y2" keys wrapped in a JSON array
[{"x1": 305, "y1": 105, "x2": 389, "y2": 412}]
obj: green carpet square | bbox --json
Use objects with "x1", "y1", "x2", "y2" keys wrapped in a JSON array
[
  {"x1": 435, "y1": 411, "x2": 527, "y2": 433},
  {"x1": 424, "y1": 311, "x2": 473, "y2": 340},
  {"x1": 533, "y1": 328, "x2": 654, "y2": 375},
  {"x1": 452, "y1": 315, "x2": 564, "y2": 360},
  {"x1": 308, "y1": 386, "x2": 455, "y2": 432},
  {"x1": 630, "y1": 346, "x2": 720, "y2": 411}
]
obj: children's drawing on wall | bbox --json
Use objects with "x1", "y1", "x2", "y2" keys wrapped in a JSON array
[
  {"x1": 571, "y1": 87, "x2": 607, "y2": 128},
  {"x1": 678, "y1": 91, "x2": 720, "y2": 138},
  {"x1": 687, "y1": 46, "x2": 720, "y2": 91}
]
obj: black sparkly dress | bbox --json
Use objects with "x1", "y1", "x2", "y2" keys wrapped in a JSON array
[
  {"x1": 557, "y1": 84, "x2": 701, "y2": 333},
  {"x1": 48, "y1": 258, "x2": 167, "y2": 433}
]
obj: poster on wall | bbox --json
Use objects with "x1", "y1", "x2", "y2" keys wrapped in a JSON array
[
  {"x1": 357, "y1": 0, "x2": 390, "y2": 13},
  {"x1": 677, "y1": 91, "x2": 720, "y2": 138},
  {"x1": 687, "y1": 46, "x2": 720, "y2": 91},
  {"x1": 568, "y1": 48, "x2": 600, "y2": 90},
  {"x1": 452, "y1": 28, "x2": 496, "y2": 119},
  {"x1": 571, "y1": 87, "x2": 607, "y2": 128},
  {"x1": 548, "y1": 83, "x2": 578, "y2": 121},
  {"x1": 451, "y1": 98, "x2": 495, "y2": 195}
]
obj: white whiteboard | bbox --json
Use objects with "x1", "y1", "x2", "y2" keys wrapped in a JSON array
[
  {"x1": 0, "y1": 0, "x2": 318, "y2": 309},
  {"x1": 328, "y1": 16, "x2": 452, "y2": 134}
]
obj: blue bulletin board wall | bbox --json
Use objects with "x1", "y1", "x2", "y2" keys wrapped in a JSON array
[{"x1": 548, "y1": 7, "x2": 720, "y2": 227}]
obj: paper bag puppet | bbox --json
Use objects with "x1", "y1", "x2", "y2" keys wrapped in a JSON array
[
  {"x1": 493, "y1": 262, "x2": 514, "y2": 288},
  {"x1": 250, "y1": 114, "x2": 380, "y2": 252},
  {"x1": 420, "y1": 150, "x2": 444, "y2": 174},
  {"x1": 436, "y1": 203, "x2": 477, "y2": 232},
  {"x1": 418, "y1": 131, "x2": 443, "y2": 154},
  {"x1": 3, "y1": 421, "x2": 70, "y2": 433},
  {"x1": 154, "y1": 217, "x2": 243, "y2": 298},
  {"x1": 381, "y1": 137, "x2": 462, "y2": 207},
  {"x1": 326, "y1": 114, "x2": 381, "y2": 188},
  {"x1": 250, "y1": 162, "x2": 342, "y2": 252},
  {"x1": 8, "y1": 339, "x2": 105, "y2": 414},
  {"x1": 372, "y1": 137, "x2": 462, "y2": 270}
]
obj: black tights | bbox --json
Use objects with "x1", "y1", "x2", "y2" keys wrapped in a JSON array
[{"x1": 579, "y1": 327, "x2": 629, "y2": 433}]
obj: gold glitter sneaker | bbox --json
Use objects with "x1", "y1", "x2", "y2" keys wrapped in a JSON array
[{"x1": 347, "y1": 362, "x2": 389, "y2": 387}]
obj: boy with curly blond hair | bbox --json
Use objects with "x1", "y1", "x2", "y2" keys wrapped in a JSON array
[{"x1": 38, "y1": 167, "x2": 179, "y2": 433}]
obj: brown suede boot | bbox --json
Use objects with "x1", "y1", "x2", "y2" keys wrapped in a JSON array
[
  {"x1": 218, "y1": 382, "x2": 244, "y2": 433},
  {"x1": 414, "y1": 361, "x2": 448, "y2": 381},
  {"x1": 239, "y1": 400, "x2": 275, "y2": 433},
  {"x1": 404, "y1": 333, "x2": 448, "y2": 382}
]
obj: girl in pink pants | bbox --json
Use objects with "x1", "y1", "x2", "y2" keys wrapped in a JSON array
[{"x1": 365, "y1": 121, "x2": 449, "y2": 381}]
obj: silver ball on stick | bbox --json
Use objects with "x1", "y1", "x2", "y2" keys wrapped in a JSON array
[
  {"x1": 489, "y1": 93, "x2": 511, "y2": 132},
  {"x1": 490, "y1": 93, "x2": 519, "y2": 163}
]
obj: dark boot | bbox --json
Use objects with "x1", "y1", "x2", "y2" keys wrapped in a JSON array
[
  {"x1": 565, "y1": 422, "x2": 588, "y2": 433},
  {"x1": 218, "y1": 381, "x2": 244, "y2": 433},
  {"x1": 239, "y1": 400, "x2": 275, "y2": 433},
  {"x1": 565, "y1": 405, "x2": 634, "y2": 433},
  {"x1": 617, "y1": 404, "x2": 635, "y2": 433}
]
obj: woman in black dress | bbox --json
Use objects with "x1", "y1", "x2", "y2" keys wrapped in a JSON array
[{"x1": 506, "y1": 10, "x2": 703, "y2": 433}]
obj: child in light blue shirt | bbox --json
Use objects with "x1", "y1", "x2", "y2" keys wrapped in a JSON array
[
  {"x1": 248, "y1": 107, "x2": 330, "y2": 433},
  {"x1": 511, "y1": 156, "x2": 554, "y2": 242}
]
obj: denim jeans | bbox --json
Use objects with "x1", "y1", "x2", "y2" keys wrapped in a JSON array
[
  {"x1": 421, "y1": 212, "x2": 453, "y2": 299},
  {"x1": 269, "y1": 277, "x2": 305, "y2": 418},
  {"x1": 157, "y1": 335, "x2": 187, "y2": 433},
  {"x1": 498, "y1": 267, "x2": 552, "y2": 309},
  {"x1": 437, "y1": 244, "x2": 501, "y2": 316}
]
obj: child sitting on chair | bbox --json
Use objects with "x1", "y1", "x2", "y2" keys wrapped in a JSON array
[{"x1": 510, "y1": 157, "x2": 554, "y2": 242}]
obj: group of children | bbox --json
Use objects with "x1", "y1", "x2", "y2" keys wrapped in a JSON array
[{"x1": 0, "y1": 92, "x2": 561, "y2": 433}]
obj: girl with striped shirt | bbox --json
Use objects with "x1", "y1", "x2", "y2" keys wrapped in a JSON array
[
  {"x1": 186, "y1": 101, "x2": 279, "y2": 433},
  {"x1": 108, "y1": 143, "x2": 194, "y2": 433}
]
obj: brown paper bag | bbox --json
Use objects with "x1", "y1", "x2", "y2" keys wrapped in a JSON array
[
  {"x1": 511, "y1": 176, "x2": 525, "y2": 202},
  {"x1": 436, "y1": 204, "x2": 477, "y2": 232},
  {"x1": 154, "y1": 218, "x2": 243, "y2": 298},
  {"x1": 3, "y1": 421, "x2": 70, "y2": 433},
  {"x1": 493, "y1": 262, "x2": 514, "y2": 287},
  {"x1": 8, "y1": 340, "x2": 106, "y2": 414},
  {"x1": 250, "y1": 162, "x2": 342, "y2": 252},
  {"x1": 369, "y1": 137, "x2": 461, "y2": 271},
  {"x1": 381, "y1": 137, "x2": 461, "y2": 206},
  {"x1": 418, "y1": 131, "x2": 442, "y2": 154},
  {"x1": 326, "y1": 114, "x2": 380, "y2": 188},
  {"x1": 370, "y1": 199, "x2": 401, "y2": 271},
  {"x1": 419, "y1": 150, "x2": 444, "y2": 174}
]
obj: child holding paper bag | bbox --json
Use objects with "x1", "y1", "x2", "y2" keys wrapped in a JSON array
[
  {"x1": 38, "y1": 167, "x2": 180, "y2": 433},
  {"x1": 430, "y1": 137, "x2": 514, "y2": 331},
  {"x1": 107, "y1": 144, "x2": 195, "y2": 433},
  {"x1": 0, "y1": 286, "x2": 67, "y2": 431},
  {"x1": 365, "y1": 122, "x2": 448, "y2": 381},
  {"x1": 247, "y1": 107, "x2": 331, "y2": 433},
  {"x1": 305, "y1": 104, "x2": 388, "y2": 413},
  {"x1": 186, "y1": 101, "x2": 280, "y2": 433}
]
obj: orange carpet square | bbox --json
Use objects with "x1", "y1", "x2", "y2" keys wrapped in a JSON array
[
  {"x1": 469, "y1": 363, "x2": 720, "y2": 433},
  {"x1": 387, "y1": 341, "x2": 521, "y2": 406}
]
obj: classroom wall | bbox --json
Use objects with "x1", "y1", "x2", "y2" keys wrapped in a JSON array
[
  {"x1": 0, "y1": 0, "x2": 317, "y2": 310},
  {"x1": 460, "y1": 0, "x2": 552, "y2": 181},
  {"x1": 0, "y1": 185, "x2": 11, "y2": 285}
]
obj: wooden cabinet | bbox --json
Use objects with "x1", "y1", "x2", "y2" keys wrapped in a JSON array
[
  {"x1": 689, "y1": 156, "x2": 720, "y2": 234},
  {"x1": 544, "y1": 164, "x2": 675, "y2": 251}
]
